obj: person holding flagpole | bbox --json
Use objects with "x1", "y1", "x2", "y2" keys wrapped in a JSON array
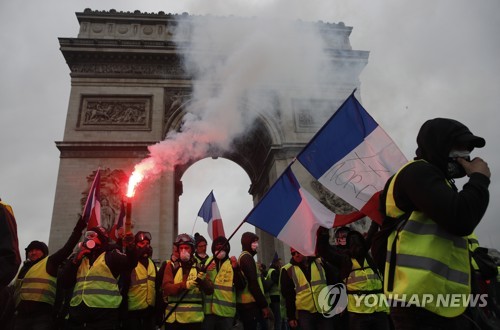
[
  {"x1": 13, "y1": 215, "x2": 87, "y2": 330},
  {"x1": 237, "y1": 232, "x2": 271, "y2": 330}
]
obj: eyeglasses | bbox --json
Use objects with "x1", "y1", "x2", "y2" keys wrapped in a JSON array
[
  {"x1": 85, "y1": 231, "x2": 98, "y2": 239},
  {"x1": 291, "y1": 251, "x2": 300, "y2": 256}
]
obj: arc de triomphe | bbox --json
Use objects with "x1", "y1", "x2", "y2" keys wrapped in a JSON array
[{"x1": 48, "y1": 8, "x2": 369, "y2": 264}]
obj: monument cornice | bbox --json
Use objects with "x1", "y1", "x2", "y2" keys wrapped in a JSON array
[{"x1": 55, "y1": 141, "x2": 156, "y2": 158}]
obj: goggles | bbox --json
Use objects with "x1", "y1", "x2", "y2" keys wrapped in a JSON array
[
  {"x1": 85, "y1": 231, "x2": 98, "y2": 240},
  {"x1": 136, "y1": 231, "x2": 152, "y2": 242},
  {"x1": 291, "y1": 251, "x2": 300, "y2": 256}
]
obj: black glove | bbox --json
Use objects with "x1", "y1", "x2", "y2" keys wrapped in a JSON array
[{"x1": 74, "y1": 215, "x2": 87, "y2": 233}]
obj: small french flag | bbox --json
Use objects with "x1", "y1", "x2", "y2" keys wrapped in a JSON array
[
  {"x1": 83, "y1": 169, "x2": 101, "y2": 230},
  {"x1": 197, "y1": 191, "x2": 226, "y2": 240}
]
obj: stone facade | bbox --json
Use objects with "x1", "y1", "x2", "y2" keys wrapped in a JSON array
[{"x1": 49, "y1": 8, "x2": 369, "y2": 264}]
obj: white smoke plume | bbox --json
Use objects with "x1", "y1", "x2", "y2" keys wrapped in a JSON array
[{"x1": 129, "y1": 5, "x2": 340, "y2": 192}]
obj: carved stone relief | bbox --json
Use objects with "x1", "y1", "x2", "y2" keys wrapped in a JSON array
[
  {"x1": 81, "y1": 168, "x2": 131, "y2": 234},
  {"x1": 292, "y1": 98, "x2": 342, "y2": 132},
  {"x1": 77, "y1": 95, "x2": 152, "y2": 130}
]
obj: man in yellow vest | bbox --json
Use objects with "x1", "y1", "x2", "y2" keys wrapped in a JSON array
[
  {"x1": 13, "y1": 215, "x2": 86, "y2": 330},
  {"x1": 204, "y1": 236, "x2": 246, "y2": 329},
  {"x1": 121, "y1": 231, "x2": 160, "y2": 330},
  {"x1": 61, "y1": 226, "x2": 137, "y2": 329},
  {"x1": 280, "y1": 247, "x2": 334, "y2": 329},
  {"x1": 381, "y1": 118, "x2": 490, "y2": 329},
  {"x1": 0, "y1": 199, "x2": 21, "y2": 329},
  {"x1": 237, "y1": 232, "x2": 271, "y2": 330},
  {"x1": 162, "y1": 233, "x2": 213, "y2": 330},
  {"x1": 344, "y1": 230, "x2": 389, "y2": 329},
  {"x1": 265, "y1": 254, "x2": 283, "y2": 330}
]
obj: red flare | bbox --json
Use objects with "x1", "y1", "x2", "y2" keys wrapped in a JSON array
[{"x1": 126, "y1": 171, "x2": 143, "y2": 198}]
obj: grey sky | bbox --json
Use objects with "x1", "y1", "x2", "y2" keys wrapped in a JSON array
[{"x1": 1, "y1": 0, "x2": 499, "y2": 260}]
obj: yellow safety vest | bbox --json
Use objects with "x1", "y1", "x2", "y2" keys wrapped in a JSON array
[
  {"x1": 204, "y1": 257, "x2": 236, "y2": 317},
  {"x1": 70, "y1": 252, "x2": 122, "y2": 308},
  {"x1": 468, "y1": 234, "x2": 480, "y2": 271},
  {"x1": 237, "y1": 251, "x2": 265, "y2": 304},
  {"x1": 266, "y1": 268, "x2": 280, "y2": 297},
  {"x1": 128, "y1": 258, "x2": 156, "y2": 311},
  {"x1": 384, "y1": 160, "x2": 471, "y2": 318},
  {"x1": 15, "y1": 257, "x2": 56, "y2": 306},
  {"x1": 346, "y1": 258, "x2": 388, "y2": 314},
  {"x1": 289, "y1": 258, "x2": 326, "y2": 313},
  {"x1": 166, "y1": 266, "x2": 204, "y2": 324}
]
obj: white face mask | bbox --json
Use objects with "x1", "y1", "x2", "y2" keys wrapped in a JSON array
[
  {"x1": 251, "y1": 242, "x2": 259, "y2": 252},
  {"x1": 216, "y1": 250, "x2": 227, "y2": 260},
  {"x1": 449, "y1": 150, "x2": 471, "y2": 159},
  {"x1": 180, "y1": 250, "x2": 191, "y2": 262}
]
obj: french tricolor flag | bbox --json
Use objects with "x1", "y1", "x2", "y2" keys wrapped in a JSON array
[
  {"x1": 198, "y1": 191, "x2": 226, "y2": 240},
  {"x1": 83, "y1": 169, "x2": 101, "y2": 230},
  {"x1": 245, "y1": 92, "x2": 407, "y2": 256},
  {"x1": 246, "y1": 166, "x2": 336, "y2": 256},
  {"x1": 297, "y1": 92, "x2": 406, "y2": 219}
]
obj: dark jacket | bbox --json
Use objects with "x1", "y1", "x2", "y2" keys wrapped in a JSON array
[
  {"x1": 385, "y1": 118, "x2": 490, "y2": 237},
  {"x1": 238, "y1": 232, "x2": 268, "y2": 309},
  {"x1": 60, "y1": 242, "x2": 138, "y2": 323},
  {"x1": 15, "y1": 217, "x2": 86, "y2": 317},
  {"x1": 0, "y1": 201, "x2": 20, "y2": 289},
  {"x1": 280, "y1": 256, "x2": 334, "y2": 320}
]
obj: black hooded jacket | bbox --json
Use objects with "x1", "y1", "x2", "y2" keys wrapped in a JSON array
[
  {"x1": 389, "y1": 118, "x2": 490, "y2": 236},
  {"x1": 238, "y1": 232, "x2": 268, "y2": 309}
]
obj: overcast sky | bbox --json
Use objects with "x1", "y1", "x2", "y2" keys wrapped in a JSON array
[{"x1": 1, "y1": 0, "x2": 499, "y2": 260}]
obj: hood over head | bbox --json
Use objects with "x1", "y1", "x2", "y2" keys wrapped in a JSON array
[
  {"x1": 415, "y1": 118, "x2": 485, "y2": 174},
  {"x1": 241, "y1": 231, "x2": 259, "y2": 254},
  {"x1": 211, "y1": 236, "x2": 230, "y2": 254}
]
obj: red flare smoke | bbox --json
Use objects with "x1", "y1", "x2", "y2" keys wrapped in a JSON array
[{"x1": 126, "y1": 171, "x2": 143, "y2": 198}]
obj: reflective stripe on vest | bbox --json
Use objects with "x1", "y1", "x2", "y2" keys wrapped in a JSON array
[
  {"x1": 237, "y1": 251, "x2": 265, "y2": 304},
  {"x1": 204, "y1": 258, "x2": 236, "y2": 317},
  {"x1": 166, "y1": 266, "x2": 204, "y2": 323},
  {"x1": 346, "y1": 258, "x2": 388, "y2": 313},
  {"x1": 15, "y1": 257, "x2": 56, "y2": 306},
  {"x1": 128, "y1": 258, "x2": 156, "y2": 311},
  {"x1": 384, "y1": 160, "x2": 471, "y2": 318},
  {"x1": 289, "y1": 259, "x2": 326, "y2": 313},
  {"x1": 70, "y1": 252, "x2": 122, "y2": 308}
]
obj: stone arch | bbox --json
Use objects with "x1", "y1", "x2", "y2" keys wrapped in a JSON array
[{"x1": 49, "y1": 9, "x2": 369, "y2": 264}]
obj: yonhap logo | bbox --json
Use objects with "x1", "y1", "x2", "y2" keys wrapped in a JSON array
[{"x1": 318, "y1": 283, "x2": 348, "y2": 317}]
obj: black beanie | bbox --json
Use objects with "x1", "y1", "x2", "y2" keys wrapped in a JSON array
[
  {"x1": 25, "y1": 240, "x2": 49, "y2": 259},
  {"x1": 194, "y1": 233, "x2": 207, "y2": 247}
]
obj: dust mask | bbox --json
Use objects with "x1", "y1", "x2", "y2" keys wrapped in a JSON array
[
  {"x1": 216, "y1": 250, "x2": 227, "y2": 260},
  {"x1": 447, "y1": 150, "x2": 471, "y2": 178},
  {"x1": 180, "y1": 250, "x2": 191, "y2": 262}
]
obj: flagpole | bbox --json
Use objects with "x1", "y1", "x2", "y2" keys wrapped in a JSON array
[
  {"x1": 190, "y1": 215, "x2": 198, "y2": 235},
  {"x1": 162, "y1": 218, "x2": 248, "y2": 324}
]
